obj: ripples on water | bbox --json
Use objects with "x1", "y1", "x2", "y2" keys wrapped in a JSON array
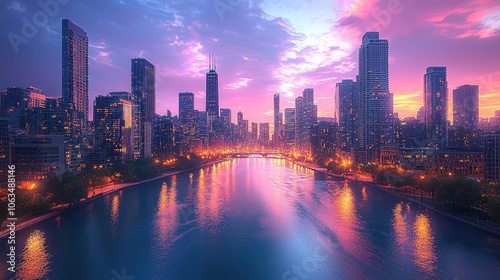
[
  {"x1": 2, "y1": 158, "x2": 500, "y2": 279},
  {"x1": 16, "y1": 230, "x2": 51, "y2": 280}
]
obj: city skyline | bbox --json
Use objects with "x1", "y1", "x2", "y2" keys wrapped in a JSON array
[{"x1": 1, "y1": 0, "x2": 499, "y2": 126}]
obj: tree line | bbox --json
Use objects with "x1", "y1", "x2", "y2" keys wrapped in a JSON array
[
  {"x1": 318, "y1": 157, "x2": 500, "y2": 224},
  {"x1": 0, "y1": 153, "x2": 206, "y2": 221}
]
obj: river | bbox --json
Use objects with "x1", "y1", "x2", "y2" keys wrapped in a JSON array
[{"x1": 2, "y1": 157, "x2": 500, "y2": 279}]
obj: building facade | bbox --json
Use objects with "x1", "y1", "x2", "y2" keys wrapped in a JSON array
[
  {"x1": 131, "y1": 58, "x2": 156, "y2": 158},
  {"x1": 358, "y1": 32, "x2": 393, "y2": 162},
  {"x1": 336, "y1": 79, "x2": 359, "y2": 151},
  {"x1": 424, "y1": 67, "x2": 448, "y2": 148},
  {"x1": 93, "y1": 95, "x2": 133, "y2": 164},
  {"x1": 453, "y1": 84, "x2": 479, "y2": 130},
  {"x1": 206, "y1": 54, "x2": 219, "y2": 129},
  {"x1": 485, "y1": 132, "x2": 500, "y2": 182}
]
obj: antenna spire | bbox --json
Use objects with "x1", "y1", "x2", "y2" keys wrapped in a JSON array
[{"x1": 208, "y1": 51, "x2": 216, "y2": 71}]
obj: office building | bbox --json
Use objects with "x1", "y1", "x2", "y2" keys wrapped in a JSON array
[
  {"x1": 424, "y1": 67, "x2": 448, "y2": 148},
  {"x1": 336, "y1": 79, "x2": 359, "y2": 151},
  {"x1": 206, "y1": 54, "x2": 219, "y2": 129},
  {"x1": 453, "y1": 84, "x2": 479, "y2": 130},
  {"x1": 251, "y1": 122, "x2": 258, "y2": 140},
  {"x1": 273, "y1": 93, "x2": 282, "y2": 143},
  {"x1": 9, "y1": 135, "x2": 65, "y2": 184},
  {"x1": 295, "y1": 89, "x2": 317, "y2": 151},
  {"x1": 284, "y1": 108, "x2": 296, "y2": 148},
  {"x1": 179, "y1": 92, "x2": 194, "y2": 123},
  {"x1": 93, "y1": 95, "x2": 133, "y2": 164},
  {"x1": 259, "y1": 123, "x2": 270, "y2": 143}
]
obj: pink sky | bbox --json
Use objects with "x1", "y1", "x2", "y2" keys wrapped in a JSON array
[{"x1": 1, "y1": 0, "x2": 499, "y2": 134}]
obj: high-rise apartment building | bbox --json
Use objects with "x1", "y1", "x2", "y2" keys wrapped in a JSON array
[
  {"x1": 131, "y1": 58, "x2": 156, "y2": 158},
  {"x1": 62, "y1": 19, "x2": 88, "y2": 170},
  {"x1": 358, "y1": 32, "x2": 393, "y2": 162}
]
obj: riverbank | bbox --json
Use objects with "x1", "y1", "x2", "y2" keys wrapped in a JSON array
[
  {"x1": 289, "y1": 159, "x2": 500, "y2": 237},
  {"x1": 0, "y1": 158, "x2": 229, "y2": 239}
]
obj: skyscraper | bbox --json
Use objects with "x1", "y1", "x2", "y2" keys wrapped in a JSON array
[
  {"x1": 179, "y1": 92, "x2": 194, "y2": 123},
  {"x1": 453, "y1": 84, "x2": 479, "y2": 130},
  {"x1": 62, "y1": 19, "x2": 88, "y2": 126},
  {"x1": 62, "y1": 19, "x2": 88, "y2": 170},
  {"x1": 131, "y1": 58, "x2": 156, "y2": 158},
  {"x1": 358, "y1": 32, "x2": 393, "y2": 162},
  {"x1": 336, "y1": 79, "x2": 359, "y2": 151},
  {"x1": 303, "y1": 88, "x2": 314, "y2": 103},
  {"x1": 284, "y1": 108, "x2": 296, "y2": 148},
  {"x1": 295, "y1": 89, "x2": 317, "y2": 151},
  {"x1": 220, "y1": 108, "x2": 231, "y2": 136},
  {"x1": 251, "y1": 122, "x2": 258, "y2": 140},
  {"x1": 206, "y1": 53, "x2": 219, "y2": 129},
  {"x1": 93, "y1": 95, "x2": 133, "y2": 164},
  {"x1": 424, "y1": 67, "x2": 448, "y2": 148},
  {"x1": 273, "y1": 93, "x2": 282, "y2": 143},
  {"x1": 259, "y1": 123, "x2": 270, "y2": 142}
]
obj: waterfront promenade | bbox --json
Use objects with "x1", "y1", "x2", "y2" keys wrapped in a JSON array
[{"x1": 0, "y1": 159, "x2": 228, "y2": 238}]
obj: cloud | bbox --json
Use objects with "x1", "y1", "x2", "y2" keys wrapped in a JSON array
[
  {"x1": 7, "y1": 1, "x2": 26, "y2": 13},
  {"x1": 0, "y1": 0, "x2": 499, "y2": 122}
]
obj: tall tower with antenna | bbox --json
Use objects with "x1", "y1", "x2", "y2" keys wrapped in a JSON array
[{"x1": 206, "y1": 52, "x2": 219, "y2": 130}]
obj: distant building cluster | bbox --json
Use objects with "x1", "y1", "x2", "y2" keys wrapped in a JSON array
[{"x1": 1, "y1": 20, "x2": 499, "y2": 187}]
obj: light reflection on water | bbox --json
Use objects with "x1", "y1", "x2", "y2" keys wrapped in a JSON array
[
  {"x1": 393, "y1": 202, "x2": 410, "y2": 252},
  {"x1": 4, "y1": 158, "x2": 500, "y2": 279},
  {"x1": 414, "y1": 213, "x2": 437, "y2": 275},
  {"x1": 17, "y1": 230, "x2": 51, "y2": 280}
]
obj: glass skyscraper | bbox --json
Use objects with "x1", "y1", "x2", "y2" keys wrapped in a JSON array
[
  {"x1": 131, "y1": 58, "x2": 156, "y2": 158},
  {"x1": 424, "y1": 66, "x2": 448, "y2": 148},
  {"x1": 336, "y1": 79, "x2": 359, "y2": 151},
  {"x1": 179, "y1": 92, "x2": 194, "y2": 123},
  {"x1": 453, "y1": 84, "x2": 479, "y2": 130},
  {"x1": 273, "y1": 93, "x2": 282, "y2": 143},
  {"x1": 206, "y1": 54, "x2": 219, "y2": 130}
]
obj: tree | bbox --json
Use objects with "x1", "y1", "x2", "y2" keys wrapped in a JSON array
[
  {"x1": 47, "y1": 171, "x2": 87, "y2": 205},
  {"x1": 360, "y1": 163, "x2": 379, "y2": 182},
  {"x1": 326, "y1": 161, "x2": 343, "y2": 175},
  {"x1": 487, "y1": 196, "x2": 500, "y2": 224},
  {"x1": 435, "y1": 177, "x2": 482, "y2": 209},
  {"x1": 376, "y1": 170, "x2": 406, "y2": 187},
  {"x1": 15, "y1": 188, "x2": 51, "y2": 216}
]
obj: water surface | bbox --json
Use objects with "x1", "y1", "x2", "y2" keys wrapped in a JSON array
[{"x1": 2, "y1": 158, "x2": 500, "y2": 279}]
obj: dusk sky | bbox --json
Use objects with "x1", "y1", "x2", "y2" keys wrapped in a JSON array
[{"x1": 1, "y1": 0, "x2": 499, "y2": 128}]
